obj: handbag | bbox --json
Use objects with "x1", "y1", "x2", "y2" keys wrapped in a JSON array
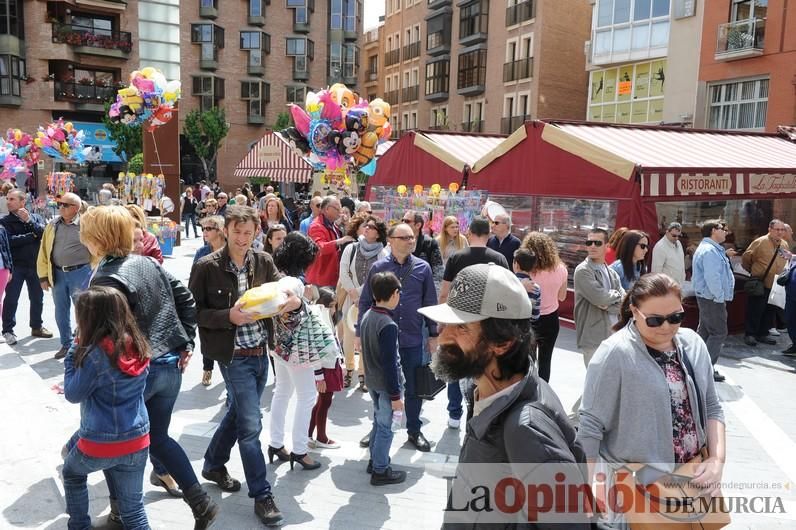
[
  {"x1": 743, "y1": 244, "x2": 779, "y2": 297},
  {"x1": 414, "y1": 363, "x2": 446, "y2": 400},
  {"x1": 768, "y1": 274, "x2": 787, "y2": 309}
]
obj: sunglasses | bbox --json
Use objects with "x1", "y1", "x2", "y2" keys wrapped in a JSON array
[
  {"x1": 670, "y1": 233, "x2": 682, "y2": 238},
  {"x1": 636, "y1": 308, "x2": 686, "y2": 328},
  {"x1": 492, "y1": 221, "x2": 504, "y2": 225},
  {"x1": 202, "y1": 226, "x2": 218, "y2": 232},
  {"x1": 364, "y1": 224, "x2": 378, "y2": 230},
  {"x1": 584, "y1": 240, "x2": 604, "y2": 247},
  {"x1": 390, "y1": 235, "x2": 415, "y2": 241},
  {"x1": 638, "y1": 243, "x2": 649, "y2": 250},
  {"x1": 57, "y1": 202, "x2": 76, "y2": 208}
]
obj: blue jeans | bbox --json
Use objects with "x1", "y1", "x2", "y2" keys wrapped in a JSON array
[
  {"x1": 1, "y1": 265, "x2": 43, "y2": 333},
  {"x1": 204, "y1": 355, "x2": 271, "y2": 500},
  {"x1": 63, "y1": 446, "x2": 149, "y2": 530},
  {"x1": 52, "y1": 265, "x2": 91, "y2": 348},
  {"x1": 785, "y1": 297, "x2": 796, "y2": 345},
  {"x1": 139, "y1": 355, "x2": 199, "y2": 490},
  {"x1": 447, "y1": 382, "x2": 463, "y2": 421},
  {"x1": 183, "y1": 213, "x2": 198, "y2": 237},
  {"x1": 398, "y1": 346, "x2": 424, "y2": 434},
  {"x1": 368, "y1": 389, "x2": 394, "y2": 473}
]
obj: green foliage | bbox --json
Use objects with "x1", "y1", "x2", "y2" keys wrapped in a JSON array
[
  {"x1": 184, "y1": 107, "x2": 230, "y2": 182},
  {"x1": 274, "y1": 112, "x2": 290, "y2": 131},
  {"x1": 102, "y1": 101, "x2": 142, "y2": 163},
  {"x1": 128, "y1": 152, "x2": 144, "y2": 174}
]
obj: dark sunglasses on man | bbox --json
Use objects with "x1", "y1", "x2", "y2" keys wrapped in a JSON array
[
  {"x1": 57, "y1": 202, "x2": 77, "y2": 208},
  {"x1": 584, "y1": 240, "x2": 604, "y2": 247}
]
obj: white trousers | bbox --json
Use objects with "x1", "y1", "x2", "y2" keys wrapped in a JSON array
[{"x1": 269, "y1": 359, "x2": 317, "y2": 455}]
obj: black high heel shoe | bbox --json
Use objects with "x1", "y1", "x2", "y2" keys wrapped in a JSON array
[
  {"x1": 267, "y1": 445, "x2": 290, "y2": 464},
  {"x1": 289, "y1": 452, "x2": 321, "y2": 471}
]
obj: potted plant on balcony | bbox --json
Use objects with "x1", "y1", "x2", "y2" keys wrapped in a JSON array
[{"x1": 78, "y1": 77, "x2": 94, "y2": 86}]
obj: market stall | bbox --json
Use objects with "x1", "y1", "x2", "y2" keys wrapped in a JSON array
[
  {"x1": 468, "y1": 120, "x2": 796, "y2": 329},
  {"x1": 234, "y1": 131, "x2": 314, "y2": 196}
]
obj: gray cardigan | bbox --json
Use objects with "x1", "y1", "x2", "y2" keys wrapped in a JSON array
[
  {"x1": 577, "y1": 323, "x2": 725, "y2": 474},
  {"x1": 573, "y1": 258, "x2": 624, "y2": 350}
]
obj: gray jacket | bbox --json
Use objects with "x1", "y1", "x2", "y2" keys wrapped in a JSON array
[
  {"x1": 573, "y1": 258, "x2": 624, "y2": 350},
  {"x1": 577, "y1": 323, "x2": 725, "y2": 474}
]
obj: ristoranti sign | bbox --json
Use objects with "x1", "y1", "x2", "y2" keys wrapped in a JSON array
[
  {"x1": 749, "y1": 173, "x2": 796, "y2": 194},
  {"x1": 676, "y1": 174, "x2": 732, "y2": 195}
]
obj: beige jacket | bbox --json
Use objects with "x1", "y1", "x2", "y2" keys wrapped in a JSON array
[{"x1": 741, "y1": 235, "x2": 789, "y2": 289}]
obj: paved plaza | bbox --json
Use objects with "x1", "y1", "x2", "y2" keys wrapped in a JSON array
[{"x1": 2, "y1": 237, "x2": 796, "y2": 529}]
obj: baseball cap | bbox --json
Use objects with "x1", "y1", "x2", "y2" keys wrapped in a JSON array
[{"x1": 418, "y1": 263, "x2": 533, "y2": 324}]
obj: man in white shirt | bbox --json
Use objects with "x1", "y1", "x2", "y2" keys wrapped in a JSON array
[{"x1": 651, "y1": 222, "x2": 686, "y2": 284}]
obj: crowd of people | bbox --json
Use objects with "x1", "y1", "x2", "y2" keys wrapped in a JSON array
[{"x1": 5, "y1": 178, "x2": 795, "y2": 527}]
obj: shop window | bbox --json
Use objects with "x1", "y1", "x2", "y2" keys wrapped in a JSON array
[
  {"x1": 0, "y1": 54, "x2": 25, "y2": 97},
  {"x1": 708, "y1": 78, "x2": 768, "y2": 130}
]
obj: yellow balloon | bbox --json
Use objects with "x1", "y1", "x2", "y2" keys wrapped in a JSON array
[
  {"x1": 413, "y1": 184, "x2": 424, "y2": 195},
  {"x1": 449, "y1": 182, "x2": 460, "y2": 193},
  {"x1": 397, "y1": 184, "x2": 407, "y2": 195},
  {"x1": 431, "y1": 183, "x2": 441, "y2": 195},
  {"x1": 64, "y1": 122, "x2": 74, "y2": 132},
  {"x1": 140, "y1": 67, "x2": 156, "y2": 79},
  {"x1": 34, "y1": 138, "x2": 43, "y2": 148}
]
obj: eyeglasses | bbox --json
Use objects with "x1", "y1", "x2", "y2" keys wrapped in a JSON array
[
  {"x1": 390, "y1": 235, "x2": 416, "y2": 241},
  {"x1": 670, "y1": 233, "x2": 682, "y2": 238},
  {"x1": 635, "y1": 308, "x2": 686, "y2": 328},
  {"x1": 714, "y1": 226, "x2": 728, "y2": 232},
  {"x1": 364, "y1": 224, "x2": 378, "y2": 230},
  {"x1": 57, "y1": 202, "x2": 76, "y2": 208},
  {"x1": 202, "y1": 226, "x2": 218, "y2": 232},
  {"x1": 638, "y1": 243, "x2": 649, "y2": 250},
  {"x1": 584, "y1": 240, "x2": 604, "y2": 247},
  {"x1": 492, "y1": 221, "x2": 504, "y2": 225}
]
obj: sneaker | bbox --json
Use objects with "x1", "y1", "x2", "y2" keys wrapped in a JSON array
[
  {"x1": 447, "y1": 418, "x2": 461, "y2": 430},
  {"x1": 31, "y1": 327, "x2": 53, "y2": 338},
  {"x1": 768, "y1": 328, "x2": 781, "y2": 337},
  {"x1": 3, "y1": 332, "x2": 17, "y2": 345},
  {"x1": 254, "y1": 495, "x2": 284, "y2": 526},
  {"x1": 313, "y1": 438, "x2": 340, "y2": 449},
  {"x1": 370, "y1": 466, "x2": 407, "y2": 486},
  {"x1": 201, "y1": 466, "x2": 241, "y2": 492}
]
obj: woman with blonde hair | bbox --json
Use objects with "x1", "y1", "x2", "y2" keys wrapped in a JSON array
[
  {"x1": 522, "y1": 231, "x2": 568, "y2": 382},
  {"x1": 80, "y1": 206, "x2": 218, "y2": 527},
  {"x1": 261, "y1": 196, "x2": 293, "y2": 232},
  {"x1": 436, "y1": 216, "x2": 468, "y2": 265}
]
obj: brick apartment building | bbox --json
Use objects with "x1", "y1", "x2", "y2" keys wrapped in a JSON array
[
  {"x1": 694, "y1": 0, "x2": 795, "y2": 131},
  {"x1": 0, "y1": 0, "x2": 141, "y2": 195},
  {"x1": 180, "y1": 0, "x2": 363, "y2": 190},
  {"x1": 359, "y1": 0, "x2": 591, "y2": 138}
]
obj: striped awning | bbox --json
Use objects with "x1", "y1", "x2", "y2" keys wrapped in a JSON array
[
  {"x1": 412, "y1": 131, "x2": 507, "y2": 173},
  {"x1": 234, "y1": 131, "x2": 313, "y2": 183}
]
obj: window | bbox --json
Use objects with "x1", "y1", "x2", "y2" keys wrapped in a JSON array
[
  {"x1": 457, "y1": 49, "x2": 487, "y2": 90},
  {"x1": 459, "y1": 0, "x2": 489, "y2": 40},
  {"x1": 426, "y1": 12, "x2": 451, "y2": 51},
  {"x1": 249, "y1": 0, "x2": 263, "y2": 17},
  {"x1": 200, "y1": 0, "x2": 218, "y2": 7},
  {"x1": 430, "y1": 106, "x2": 447, "y2": 128},
  {"x1": 242, "y1": 81, "x2": 269, "y2": 117},
  {"x1": 0, "y1": 54, "x2": 25, "y2": 97},
  {"x1": 71, "y1": 14, "x2": 113, "y2": 36},
  {"x1": 330, "y1": 0, "x2": 342, "y2": 29},
  {"x1": 329, "y1": 41, "x2": 342, "y2": 77},
  {"x1": 367, "y1": 55, "x2": 378, "y2": 75},
  {"x1": 286, "y1": 85, "x2": 307, "y2": 104},
  {"x1": 286, "y1": 37, "x2": 313, "y2": 57},
  {"x1": 708, "y1": 78, "x2": 768, "y2": 130},
  {"x1": 192, "y1": 76, "x2": 225, "y2": 112},
  {"x1": 240, "y1": 31, "x2": 269, "y2": 50},
  {"x1": 343, "y1": 0, "x2": 357, "y2": 32},
  {"x1": 463, "y1": 100, "x2": 484, "y2": 131},
  {"x1": 191, "y1": 24, "x2": 224, "y2": 62},
  {"x1": 0, "y1": 0, "x2": 22, "y2": 37},
  {"x1": 592, "y1": 0, "x2": 670, "y2": 62},
  {"x1": 588, "y1": 59, "x2": 666, "y2": 123},
  {"x1": 343, "y1": 43, "x2": 358, "y2": 78}
]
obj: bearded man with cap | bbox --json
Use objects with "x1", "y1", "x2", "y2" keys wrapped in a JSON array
[{"x1": 420, "y1": 264, "x2": 590, "y2": 526}]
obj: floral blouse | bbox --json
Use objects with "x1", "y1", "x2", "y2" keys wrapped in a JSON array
[{"x1": 647, "y1": 347, "x2": 700, "y2": 463}]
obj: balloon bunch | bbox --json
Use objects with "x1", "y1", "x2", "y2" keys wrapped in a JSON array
[
  {"x1": 117, "y1": 171, "x2": 164, "y2": 204},
  {"x1": 280, "y1": 83, "x2": 392, "y2": 170},
  {"x1": 1, "y1": 128, "x2": 41, "y2": 179},
  {"x1": 47, "y1": 172, "x2": 76, "y2": 196},
  {"x1": 34, "y1": 119, "x2": 85, "y2": 163},
  {"x1": 108, "y1": 67, "x2": 181, "y2": 131}
]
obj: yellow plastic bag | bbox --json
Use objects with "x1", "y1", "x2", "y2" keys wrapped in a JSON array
[{"x1": 238, "y1": 282, "x2": 286, "y2": 320}]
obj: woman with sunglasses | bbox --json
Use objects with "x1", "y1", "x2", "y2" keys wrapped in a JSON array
[
  {"x1": 609, "y1": 229, "x2": 649, "y2": 290},
  {"x1": 577, "y1": 273, "x2": 726, "y2": 526}
]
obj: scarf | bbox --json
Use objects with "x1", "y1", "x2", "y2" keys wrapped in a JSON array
[{"x1": 357, "y1": 235, "x2": 384, "y2": 259}]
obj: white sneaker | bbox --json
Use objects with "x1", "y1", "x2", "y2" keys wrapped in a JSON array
[
  {"x1": 313, "y1": 439, "x2": 341, "y2": 449},
  {"x1": 3, "y1": 332, "x2": 17, "y2": 345},
  {"x1": 448, "y1": 418, "x2": 461, "y2": 429},
  {"x1": 769, "y1": 328, "x2": 781, "y2": 337}
]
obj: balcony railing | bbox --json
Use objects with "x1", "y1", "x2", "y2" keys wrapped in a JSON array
[
  {"x1": 402, "y1": 41, "x2": 420, "y2": 61},
  {"x1": 461, "y1": 120, "x2": 484, "y2": 133},
  {"x1": 366, "y1": 70, "x2": 378, "y2": 82},
  {"x1": 52, "y1": 22, "x2": 132, "y2": 54},
  {"x1": 54, "y1": 80, "x2": 118, "y2": 103},
  {"x1": 384, "y1": 90, "x2": 399, "y2": 105},
  {"x1": 402, "y1": 85, "x2": 419, "y2": 102},
  {"x1": 501, "y1": 114, "x2": 529, "y2": 134},
  {"x1": 502, "y1": 57, "x2": 533, "y2": 82},
  {"x1": 506, "y1": 0, "x2": 535, "y2": 26},
  {"x1": 715, "y1": 18, "x2": 765, "y2": 60},
  {"x1": 384, "y1": 49, "x2": 400, "y2": 67}
]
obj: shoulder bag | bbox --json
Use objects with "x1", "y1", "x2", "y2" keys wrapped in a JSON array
[{"x1": 743, "y1": 242, "x2": 778, "y2": 297}]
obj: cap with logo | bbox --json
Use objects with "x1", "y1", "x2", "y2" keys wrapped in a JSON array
[{"x1": 418, "y1": 263, "x2": 533, "y2": 324}]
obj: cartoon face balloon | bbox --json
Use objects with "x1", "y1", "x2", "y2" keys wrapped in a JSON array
[{"x1": 367, "y1": 98, "x2": 390, "y2": 128}]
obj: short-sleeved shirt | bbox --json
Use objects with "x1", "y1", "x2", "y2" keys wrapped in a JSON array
[{"x1": 443, "y1": 247, "x2": 509, "y2": 282}]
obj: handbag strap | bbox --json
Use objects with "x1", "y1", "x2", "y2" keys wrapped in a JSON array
[
  {"x1": 680, "y1": 349, "x2": 705, "y2": 432},
  {"x1": 758, "y1": 240, "x2": 780, "y2": 281}
]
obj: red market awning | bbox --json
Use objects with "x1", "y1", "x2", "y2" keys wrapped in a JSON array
[{"x1": 234, "y1": 132, "x2": 313, "y2": 183}]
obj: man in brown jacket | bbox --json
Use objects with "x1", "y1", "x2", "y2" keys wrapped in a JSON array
[{"x1": 742, "y1": 219, "x2": 791, "y2": 346}]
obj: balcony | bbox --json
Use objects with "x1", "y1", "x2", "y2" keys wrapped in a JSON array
[
  {"x1": 501, "y1": 114, "x2": 529, "y2": 134},
  {"x1": 74, "y1": 0, "x2": 128, "y2": 12},
  {"x1": 200, "y1": 5, "x2": 218, "y2": 19},
  {"x1": 365, "y1": 70, "x2": 378, "y2": 83},
  {"x1": 715, "y1": 18, "x2": 765, "y2": 61},
  {"x1": 384, "y1": 90, "x2": 399, "y2": 105},
  {"x1": 293, "y1": 68, "x2": 309, "y2": 81},
  {"x1": 427, "y1": 0, "x2": 451, "y2": 8},
  {"x1": 461, "y1": 120, "x2": 484, "y2": 132},
  {"x1": 384, "y1": 48, "x2": 400, "y2": 67},
  {"x1": 402, "y1": 41, "x2": 420, "y2": 61},
  {"x1": 54, "y1": 80, "x2": 117, "y2": 111},
  {"x1": 502, "y1": 57, "x2": 533, "y2": 82},
  {"x1": 51, "y1": 23, "x2": 132, "y2": 58},
  {"x1": 248, "y1": 114, "x2": 266, "y2": 124},
  {"x1": 506, "y1": 0, "x2": 535, "y2": 26},
  {"x1": 402, "y1": 85, "x2": 419, "y2": 102}
]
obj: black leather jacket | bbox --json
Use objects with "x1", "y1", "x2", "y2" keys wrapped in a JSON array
[{"x1": 92, "y1": 255, "x2": 196, "y2": 358}]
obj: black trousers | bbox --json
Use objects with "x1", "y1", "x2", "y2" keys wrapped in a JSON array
[
  {"x1": 532, "y1": 311, "x2": 560, "y2": 383},
  {"x1": 745, "y1": 289, "x2": 773, "y2": 338}
]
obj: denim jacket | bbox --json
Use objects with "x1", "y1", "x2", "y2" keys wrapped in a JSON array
[
  {"x1": 64, "y1": 341, "x2": 150, "y2": 444},
  {"x1": 692, "y1": 238, "x2": 735, "y2": 303},
  {"x1": 0, "y1": 226, "x2": 12, "y2": 273},
  {"x1": 609, "y1": 259, "x2": 643, "y2": 290}
]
